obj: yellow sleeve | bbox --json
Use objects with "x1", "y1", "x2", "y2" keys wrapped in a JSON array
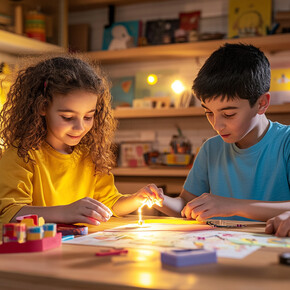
[
  {"x1": 0, "y1": 148, "x2": 34, "y2": 224},
  {"x1": 94, "y1": 173, "x2": 124, "y2": 216}
]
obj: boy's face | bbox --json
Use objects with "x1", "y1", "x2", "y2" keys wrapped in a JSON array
[
  {"x1": 42, "y1": 90, "x2": 97, "y2": 154},
  {"x1": 201, "y1": 95, "x2": 268, "y2": 149}
]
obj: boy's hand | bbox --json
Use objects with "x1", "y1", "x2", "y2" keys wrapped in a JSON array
[
  {"x1": 60, "y1": 197, "x2": 113, "y2": 225},
  {"x1": 134, "y1": 184, "x2": 164, "y2": 208},
  {"x1": 181, "y1": 192, "x2": 236, "y2": 221},
  {"x1": 265, "y1": 211, "x2": 290, "y2": 237}
]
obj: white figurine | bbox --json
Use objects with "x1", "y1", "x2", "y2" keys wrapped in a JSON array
[{"x1": 108, "y1": 25, "x2": 134, "y2": 50}]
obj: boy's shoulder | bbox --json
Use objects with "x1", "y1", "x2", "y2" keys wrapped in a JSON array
[{"x1": 268, "y1": 121, "x2": 290, "y2": 139}]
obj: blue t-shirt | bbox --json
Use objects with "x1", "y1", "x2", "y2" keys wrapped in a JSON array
[{"x1": 184, "y1": 121, "x2": 290, "y2": 219}]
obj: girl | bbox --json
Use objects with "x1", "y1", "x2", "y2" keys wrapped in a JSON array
[{"x1": 0, "y1": 55, "x2": 163, "y2": 225}]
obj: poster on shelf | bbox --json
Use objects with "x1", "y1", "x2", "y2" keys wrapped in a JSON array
[
  {"x1": 228, "y1": 0, "x2": 272, "y2": 38},
  {"x1": 102, "y1": 20, "x2": 142, "y2": 50},
  {"x1": 111, "y1": 76, "x2": 135, "y2": 108},
  {"x1": 270, "y1": 67, "x2": 290, "y2": 105}
]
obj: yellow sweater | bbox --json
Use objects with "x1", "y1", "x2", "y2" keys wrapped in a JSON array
[{"x1": 0, "y1": 142, "x2": 123, "y2": 224}]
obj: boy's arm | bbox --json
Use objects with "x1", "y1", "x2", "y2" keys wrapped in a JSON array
[
  {"x1": 181, "y1": 192, "x2": 290, "y2": 222},
  {"x1": 154, "y1": 189, "x2": 198, "y2": 217}
]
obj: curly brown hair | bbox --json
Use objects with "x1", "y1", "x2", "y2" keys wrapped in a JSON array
[{"x1": 0, "y1": 54, "x2": 117, "y2": 174}]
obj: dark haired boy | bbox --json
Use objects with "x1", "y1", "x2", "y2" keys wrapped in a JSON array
[{"x1": 159, "y1": 43, "x2": 290, "y2": 221}]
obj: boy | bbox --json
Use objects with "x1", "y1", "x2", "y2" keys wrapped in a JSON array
[{"x1": 158, "y1": 43, "x2": 290, "y2": 221}]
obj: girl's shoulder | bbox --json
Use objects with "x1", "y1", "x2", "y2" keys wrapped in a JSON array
[{"x1": 0, "y1": 146, "x2": 32, "y2": 169}]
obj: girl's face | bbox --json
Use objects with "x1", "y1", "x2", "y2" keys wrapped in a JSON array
[
  {"x1": 201, "y1": 95, "x2": 269, "y2": 149},
  {"x1": 43, "y1": 90, "x2": 97, "y2": 154}
]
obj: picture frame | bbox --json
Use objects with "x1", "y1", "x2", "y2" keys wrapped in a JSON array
[
  {"x1": 102, "y1": 20, "x2": 142, "y2": 50},
  {"x1": 111, "y1": 76, "x2": 135, "y2": 108},
  {"x1": 119, "y1": 142, "x2": 152, "y2": 168}
]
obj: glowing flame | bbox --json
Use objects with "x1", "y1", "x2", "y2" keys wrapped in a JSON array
[{"x1": 138, "y1": 200, "x2": 153, "y2": 226}]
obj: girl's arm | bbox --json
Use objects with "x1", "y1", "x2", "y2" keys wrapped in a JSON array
[
  {"x1": 112, "y1": 184, "x2": 164, "y2": 216},
  {"x1": 10, "y1": 197, "x2": 113, "y2": 225}
]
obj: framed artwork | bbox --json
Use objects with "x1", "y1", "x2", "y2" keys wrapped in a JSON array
[
  {"x1": 270, "y1": 68, "x2": 290, "y2": 105},
  {"x1": 119, "y1": 142, "x2": 152, "y2": 167},
  {"x1": 102, "y1": 20, "x2": 142, "y2": 50},
  {"x1": 111, "y1": 76, "x2": 135, "y2": 109},
  {"x1": 228, "y1": 0, "x2": 272, "y2": 38},
  {"x1": 145, "y1": 19, "x2": 179, "y2": 45}
]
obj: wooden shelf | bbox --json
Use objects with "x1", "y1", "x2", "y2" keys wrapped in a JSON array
[
  {"x1": 113, "y1": 106, "x2": 204, "y2": 119},
  {"x1": 112, "y1": 167, "x2": 189, "y2": 177},
  {"x1": 0, "y1": 30, "x2": 64, "y2": 55},
  {"x1": 85, "y1": 34, "x2": 290, "y2": 64},
  {"x1": 113, "y1": 104, "x2": 290, "y2": 119},
  {"x1": 69, "y1": 0, "x2": 168, "y2": 11}
]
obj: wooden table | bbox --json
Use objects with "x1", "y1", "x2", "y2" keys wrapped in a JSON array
[{"x1": 0, "y1": 216, "x2": 289, "y2": 290}]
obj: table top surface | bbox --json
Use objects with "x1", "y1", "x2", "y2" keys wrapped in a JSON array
[{"x1": 0, "y1": 215, "x2": 289, "y2": 290}]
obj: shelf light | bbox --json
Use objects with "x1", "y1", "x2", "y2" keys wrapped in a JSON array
[
  {"x1": 147, "y1": 74, "x2": 158, "y2": 85},
  {"x1": 171, "y1": 80, "x2": 185, "y2": 94}
]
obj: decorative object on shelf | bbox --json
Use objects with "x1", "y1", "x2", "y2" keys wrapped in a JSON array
[
  {"x1": 198, "y1": 32, "x2": 225, "y2": 41},
  {"x1": 13, "y1": 2, "x2": 23, "y2": 35},
  {"x1": 25, "y1": 9, "x2": 46, "y2": 42},
  {"x1": 0, "y1": 214, "x2": 61, "y2": 254},
  {"x1": 0, "y1": 0, "x2": 12, "y2": 31},
  {"x1": 111, "y1": 76, "x2": 135, "y2": 108},
  {"x1": 163, "y1": 125, "x2": 193, "y2": 166},
  {"x1": 133, "y1": 96, "x2": 171, "y2": 109},
  {"x1": 0, "y1": 62, "x2": 11, "y2": 110},
  {"x1": 162, "y1": 153, "x2": 193, "y2": 167},
  {"x1": 228, "y1": 0, "x2": 272, "y2": 38},
  {"x1": 69, "y1": 23, "x2": 90, "y2": 52},
  {"x1": 118, "y1": 142, "x2": 152, "y2": 167},
  {"x1": 275, "y1": 11, "x2": 290, "y2": 34},
  {"x1": 174, "y1": 90, "x2": 195, "y2": 108},
  {"x1": 270, "y1": 67, "x2": 290, "y2": 105},
  {"x1": 102, "y1": 20, "x2": 142, "y2": 50},
  {"x1": 145, "y1": 19, "x2": 179, "y2": 45},
  {"x1": 179, "y1": 10, "x2": 201, "y2": 42}
]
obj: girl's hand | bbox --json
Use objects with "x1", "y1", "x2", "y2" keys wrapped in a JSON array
[
  {"x1": 134, "y1": 184, "x2": 164, "y2": 208},
  {"x1": 265, "y1": 211, "x2": 290, "y2": 237},
  {"x1": 60, "y1": 197, "x2": 113, "y2": 225},
  {"x1": 181, "y1": 192, "x2": 236, "y2": 221}
]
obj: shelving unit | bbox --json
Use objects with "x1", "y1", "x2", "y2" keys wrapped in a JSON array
[
  {"x1": 112, "y1": 166, "x2": 189, "y2": 177},
  {"x1": 85, "y1": 34, "x2": 290, "y2": 64},
  {"x1": 113, "y1": 103, "x2": 290, "y2": 119},
  {"x1": 69, "y1": 0, "x2": 168, "y2": 11},
  {"x1": 70, "y1": 0, "x2": 290, "y2": 196},
  {"x1": 0, "y1": 30, "x2": 64, "y2": 55}
]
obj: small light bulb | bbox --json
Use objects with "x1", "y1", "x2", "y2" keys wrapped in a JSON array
[
  {"x1": 171, "y1": 80, "x2": 185, "y2": 94},
  {"x1": 147, "y1": 74, "x2": 158, "y2": 85}
]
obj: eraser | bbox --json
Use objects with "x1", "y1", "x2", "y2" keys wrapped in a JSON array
[{"x1": 161, "y1": 249, "x2": 217, "y2": 267}]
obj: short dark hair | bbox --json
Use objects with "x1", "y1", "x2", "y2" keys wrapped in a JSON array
[{"x1": 192, "y1": 43, "x2": 271, "y2": 107}]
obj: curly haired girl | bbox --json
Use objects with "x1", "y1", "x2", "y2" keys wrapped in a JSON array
[{"x1": 0, "y1": 55, "x2": 163, "y2": 225}]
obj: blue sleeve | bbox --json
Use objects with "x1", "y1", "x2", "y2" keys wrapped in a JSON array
[
  {"x1": 183, "y1": 142, "x2": 210, "y2": 196},
  {"x1": 285, "y1": 133, "x2": 290, "y2": 186}
]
